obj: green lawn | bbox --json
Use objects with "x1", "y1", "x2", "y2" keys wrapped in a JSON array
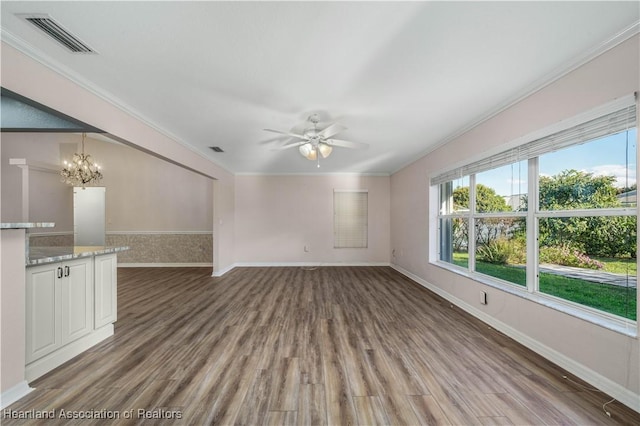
[
  {"x1": 451, "y1": 252, "x2": 636, "y2": 320},
  {"x1": 593, "y1": 256, "x2": 637, "y2": 275}
]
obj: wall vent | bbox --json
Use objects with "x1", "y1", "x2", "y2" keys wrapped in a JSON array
[
  {"x1": 17, "y1": 13, "x2": 96, "y2": 53},
  {"x1": 210, "y1": 146, "x2": 224, "y2": 153}
]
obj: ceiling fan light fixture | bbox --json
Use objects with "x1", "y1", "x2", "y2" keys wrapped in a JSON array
[
  {"x1": 318, "y1": 142, "x2": 332, "y2": 158},
  {"x1": 306, "y1": 149, "x2": 317, "y2": 161},
  {"x1": 299, "y1": 143, "x2": 317, "y2": 160}
]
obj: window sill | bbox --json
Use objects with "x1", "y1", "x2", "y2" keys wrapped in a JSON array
[{"x1": 433, "y1": 260, "x2": 637, "y2": 338}]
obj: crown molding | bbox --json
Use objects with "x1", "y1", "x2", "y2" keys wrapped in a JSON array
[
  {"x1": 235, "y1": 172, "x2": 390, "y2": 177},
  {"x1": 391, "y1": 21, "x2": 640, "y2": 175}
]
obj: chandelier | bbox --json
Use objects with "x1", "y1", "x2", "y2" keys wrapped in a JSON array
[{"x1": 61, "y1": 133, "x2": 103, "y2": 188}]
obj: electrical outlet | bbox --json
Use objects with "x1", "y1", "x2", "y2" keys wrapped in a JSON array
[
  {"x1": 304, "y1": 245, "x2": 310, "y2": 253},
  {"x1": 480, "y1": 291, "x2": 487, "y2": 305}
]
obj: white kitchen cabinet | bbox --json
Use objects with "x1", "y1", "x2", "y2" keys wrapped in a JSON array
[
  {"x1": 94, "y1": 253, "x2": 117, "y2": 328},
  {"x1": 26, "y1": 257, "x2": 92, "y2": 364}
]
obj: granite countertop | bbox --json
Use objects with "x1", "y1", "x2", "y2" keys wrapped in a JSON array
[
  {"x1": 1, "y1": 222, "x2": 55, "y2": 229},
  {"x1": 28, "y1": 246, "x2": 130, "y2": 266}
]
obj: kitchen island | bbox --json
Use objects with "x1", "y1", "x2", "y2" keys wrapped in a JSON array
[
  {"x1": 0, "y1": 224, "x2": 128, "y2": 408},
  {"x1": 25, "y1": 244, "x2": 129, "y2": 382}
]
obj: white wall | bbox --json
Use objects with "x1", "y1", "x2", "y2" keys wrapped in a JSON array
[
  {"x1": 391, "y1": 35, "x2": 640, "y2": 409},
  {"x1": 234, "y1": 175, "x2": 390, "y2": 264}
]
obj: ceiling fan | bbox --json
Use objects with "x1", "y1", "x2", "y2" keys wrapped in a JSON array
[{"x1": 264, "y1": 114, "x2": 368, "y2": 167}]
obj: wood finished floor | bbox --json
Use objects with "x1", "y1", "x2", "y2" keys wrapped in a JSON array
[{"x1": 5, "y1": 266, "x2": 639, "y2": 425}]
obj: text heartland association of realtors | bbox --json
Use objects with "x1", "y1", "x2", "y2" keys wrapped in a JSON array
[{"x1": 2, "y1": 408, "x2": 182, "y2": 420}]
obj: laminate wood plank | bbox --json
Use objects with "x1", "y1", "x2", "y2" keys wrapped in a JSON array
[
  {"x1": 480, "y1": 393, "x2": 545, "y2": 426},
  {"x1": 4, "y1": 266, "x2": 639, "y2": 426},
  {"x1": 298, "y1": 319, "x2": 324, "y2": 385},
  {"x1": 321, "y1": 319, "x2": 358, "y2": 426},
  {"x1": 268, "y1": 357, "x2": 300, "y2": 412},
  {"x1": 353, "y1": 395, "x2": 390, "y2": 425},
  {"x1": 408, "y1": 394, "x2": 452, "y2": 426},
  {"x1": 235, "y1": 369, "x2": 272, "y2": 426},
  {"x1": 264, "y1": 410, "x2": 297, "y2": 426},
  {"x1": 329, "y1": 306, "x2": 377, "y2": 397},
  {"x1": 478, "y1": 416, "x2": 513, "y2": 425},
  {"x1": 298, "y1": 383, "x2": 327, "y2": 426}
]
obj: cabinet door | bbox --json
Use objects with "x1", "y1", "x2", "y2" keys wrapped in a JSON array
[
  {"x1": 61, "y1": 258, "x2": 93, "y2": 344},
  {"x1": 26, "y1": 264, "x2": 62, "y2": 363},
  {"x1": 94, "y1": 253, "x2": 117, "y2": 328}
]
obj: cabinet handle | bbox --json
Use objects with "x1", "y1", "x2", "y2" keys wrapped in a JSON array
[
  {"x1": 64, "y1": 266, "x2": 70, "y2": 277},
  {"x1": 57, "y1": 267, "x2": 63, "y2": 279}
]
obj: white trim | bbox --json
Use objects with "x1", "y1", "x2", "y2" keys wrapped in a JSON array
[
  {"x1": 211, "y1": 261, "x2": 391, "y2": 277},
  {"x1": 27, "y1": 231, "x2": 72, "y2": 237},
  {"x1": 9, "y1": 158, "x2": 59, "y2": 174},
  {"x1": 234, "y1": 262, "x2": 390, "y2": 267},
  {"x1": 106, "y1": 231, "x2": 212, "y2": 235},
  {"x1": 235, "y1": 172, "x2": 390, "y2": 177},
  {"x1": 395, "y1": 23, "x2": 640, "y2": 175},
  {"x1": 118, "y1": 263, "x2": 212, "y2": 268},
  {"x1": 333, "y1": 189, "x2": 369, "y2": 193},
  {"x1": 212, "y1": 263, "x2": 237, "y2": 277},
  {"x1": 0, "y1": 381, "x2": 34, "y2": 409},
  {"x1": 391, "y1": 263, "x2": 640, "y2": 414},
  {"x1": 25, "y1": 325, "x2": 113, "y2": 382},
  {"x1": 29, "y1": 231, "x2": 213, "y2": 237}
]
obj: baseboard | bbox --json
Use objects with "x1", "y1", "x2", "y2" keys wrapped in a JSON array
[
  {"x1": 234, "y1": 261, "x2": 391, "y2": 267},
  {"x1": 118, "y1": 263, "x2": 213, "y2": 268},
  {"x1": 25, "y1": 325, "x2": 114, "y2": 383},
  {"x1": 0, "y1": 381, "x2": 34, "y2": 409},
  {"x1": 390, "y1": 263, "x2": 640, "y2": 414},
  {"x1": 211, "y1": 262, "x2": 391, "y2": 277},
  {"x1": 212, "y1": 263, "x2": 237, "y2": 277}
]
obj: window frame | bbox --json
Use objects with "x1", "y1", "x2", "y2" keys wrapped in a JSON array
[{"x1": 432, "y1": 97, "x2": 638, "y2": 334}]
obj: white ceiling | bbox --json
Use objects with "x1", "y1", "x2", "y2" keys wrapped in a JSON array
[{"x1": 1, "y1": 1, "x2": 638, "y2": 175}]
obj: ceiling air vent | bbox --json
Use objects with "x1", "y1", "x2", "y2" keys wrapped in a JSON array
[
  {"x1": 210, "y1": 146, "x2": 224, "y2": 153},
  {"x1": 17, "y1": 13, "x2": 96, "y2": 53}
]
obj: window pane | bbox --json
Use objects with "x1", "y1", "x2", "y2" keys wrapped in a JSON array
[
  {"x1": 475, "y1": 161, "x2": 528, "y2": 212},
  {"x1": 439, "y1": 217, "x2": 468, "y2": 268},
  {"x1": 539, "y1": 128, "x2": 637, "y2": 211},
  {"x1": 539, "y1": 216, "x2": 637, "y2": 320},
  {"x1": 440, "y1": 177, "x2": 470, "y2": 214},
  {"x1": 474, "y1": 217, "x2": 526, "y2": 286}
]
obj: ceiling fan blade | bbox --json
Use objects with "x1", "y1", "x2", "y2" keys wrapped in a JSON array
[
  {"x1": 327, "y1": 138, "x2": 369, "y2": 149},
  {"x1": 318, "y1": 122, "x2": 347, "y2": 139},
  {"x1": 271, "y1": 141, "x2": 302, "y2": 151},
  {"x1": 263, "y1": 129, "x2": 307, "y2": 140}
]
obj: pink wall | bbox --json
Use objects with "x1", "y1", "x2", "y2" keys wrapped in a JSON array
[
  {"x1": 391, "y1": 35, "x2": 640, "y2": 406},
  {"x1": 234, "y1": 175, "x2": 390, "y2": 264},
  {"x1": 0, "y1": 41, "x2": 233, "y2": 274}
]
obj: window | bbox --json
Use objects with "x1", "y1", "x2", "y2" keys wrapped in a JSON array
[
  {"x1": 433, "y1": 99, "x2": 637, "y2": 323},
  {"x1": 334, "y1": 190, "x2": 368, "y2": 248}
]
